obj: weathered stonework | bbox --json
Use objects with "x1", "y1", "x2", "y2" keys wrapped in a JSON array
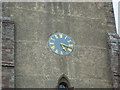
[
  {"x1": 2, "y1": 2, "x2": 117, "y2": 88},
  {"x1": 108, "y1": 33, "x2": 120, "y2": 88},
  {"x1": 2, "y1": 19, "x2": 15, "y2": 88}
]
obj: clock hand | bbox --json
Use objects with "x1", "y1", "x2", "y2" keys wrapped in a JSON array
[
  {"x1": 62, "y1": 45, "x2": 66, "y2": 51},
  {"x1": 60, "y1": 43, "x2": 73, "y2": 49},
  {"x1": 60, "y1": 43, "x2": 66, "y2": 51}
]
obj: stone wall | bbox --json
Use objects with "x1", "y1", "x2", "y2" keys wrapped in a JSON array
[
  {"x1": 108, "y1": 33, "x2": 120, "y2": 88},
  {"x1": 118, "y1": 1, "x2": 120, "y2": 35},
  {"x1": 2, "y1": 2, "x2": 116, "y2": 88},
  {"x1": 2, "y1": 19, "x2": 15, "y2": 88}
]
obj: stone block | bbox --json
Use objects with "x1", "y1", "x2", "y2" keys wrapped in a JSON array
[
  {"x1": 71, "y1": 78, "x2": 112, "y2": 88},
  {"x1": 2, "y1": 21, "x2": 14, "y2": 65},
  {"x1": 16, "y1": 2, "x2": 36, "y2": 10},
  {"x1": 16, "y1": 75, "x2": 45, "y2": 88},
  {"x1": 2, "y1": 67, "x2": 14, "y2": 88}
]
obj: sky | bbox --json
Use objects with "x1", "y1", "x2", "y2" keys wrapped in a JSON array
[{"x1": 113, "y1": 0, "x2": 120, "y2": 35}]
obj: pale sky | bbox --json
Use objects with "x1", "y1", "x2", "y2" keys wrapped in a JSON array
[{"x1": 113, "y1": 0, "x2": 120, "y2": 35}]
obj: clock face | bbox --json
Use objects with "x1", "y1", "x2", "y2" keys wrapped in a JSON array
[{"x1": 48, "y1": 33, "x2": 74, "y2": 55}]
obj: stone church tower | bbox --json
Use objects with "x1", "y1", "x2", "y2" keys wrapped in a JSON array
[{"x1": 2, "y1": 2, "x2": 120, "y2": 88}]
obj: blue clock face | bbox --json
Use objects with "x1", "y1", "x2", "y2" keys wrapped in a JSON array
[{"x1": 48, "y1": 33, "x2": 74, "y2": 55}]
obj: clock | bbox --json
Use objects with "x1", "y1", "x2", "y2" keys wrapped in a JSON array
[{"x1": 48, "y1": 33, "x2": 74, "y2": 55}]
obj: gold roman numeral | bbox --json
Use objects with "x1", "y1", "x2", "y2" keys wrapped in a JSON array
[
  {"x1": 55, "y1": 49, "x2": 58, "y2": 53},
  {"x1": 51, "y1": 38, "x2": 55, "y2": 41},
  {"x1": 50, "y1": 43, "x2": 54, "y2": 45},
  {"x1": 68, "y1": 48, "x2": 72, "y2": 52},
  {"x1": 51, "y1": 46, "x2": 55, "y2": 50},
  {"x1": 67, "y1": 40, "x2": 72, "y2": 42},
  {"x1": 68, "y1": 44, "x2": 73, "y2": 47},
  {"x1": 60, "y1": 51, "x2": 63, "y2": 55},
  {"x1": 55, "y1": 35, "x2": 58, "y2": 39},
  {"x1": 65, "y1": 36, "x2": 67, "y2": 39},
  {"x1": 59, "y1": 34, "x2": 63, "y2": 38}
]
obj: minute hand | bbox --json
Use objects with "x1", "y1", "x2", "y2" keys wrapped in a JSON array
[{"x1": 60, "y1": 43, "x2": 72, "y2": 48}]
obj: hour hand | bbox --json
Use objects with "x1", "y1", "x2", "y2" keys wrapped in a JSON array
[{"x1": 60, "y1": 43, "x2": 66, "y2": 51}]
